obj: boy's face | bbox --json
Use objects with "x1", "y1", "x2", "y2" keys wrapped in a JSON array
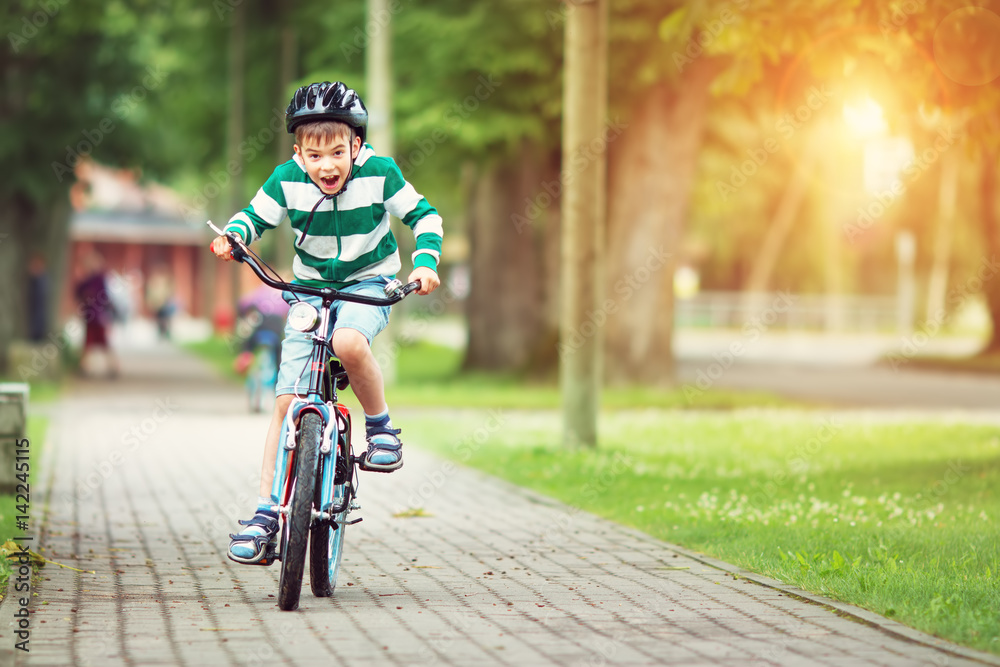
[{"x1": 294, "y1": 132, "x2": 362, "y2": 196}]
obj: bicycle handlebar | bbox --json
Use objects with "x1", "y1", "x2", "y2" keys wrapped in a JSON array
[{"x1": 212, "y1": 223, "x2": 419, "y2": 306}]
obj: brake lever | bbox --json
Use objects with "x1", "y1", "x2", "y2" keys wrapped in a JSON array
[
  {"x1": 383, "y1": 279, "x2": 422, "y2": 300},
  {"x1": 206, "y1": 220, "x2": 247, "y2": 262}
]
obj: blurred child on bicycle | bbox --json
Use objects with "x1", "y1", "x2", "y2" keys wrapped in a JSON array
[
  {"x1": 233, "y1": 283, "x2": 289, "y2": 375},
  {"x1": 210, "y1": 82, "x2": 442, "y2": 564}
]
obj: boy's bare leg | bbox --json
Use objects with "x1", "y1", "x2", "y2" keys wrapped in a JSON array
[
  {"x1": 230, "y1": 392, "x2": 292, "y2": 563},
  {"x1": 259, "y1": 393, "x2": 294, "y2": 497},
  {"x1": 331, "y1": 328, "x2": 386, "y2": 415},
  {"x1": 257, "y1": 328, "x2": 385, "y2": 497},
  {"x1": 333, "y1": 327, "x2": 403, "y2": 470}
]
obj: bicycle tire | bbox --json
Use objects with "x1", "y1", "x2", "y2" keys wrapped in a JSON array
[
  {"x1": 278, "y1": 412, "x2": 321, "y2": 611},
  {"x1": 309, "y1": 447, "x2": 348, "y2": 597}
]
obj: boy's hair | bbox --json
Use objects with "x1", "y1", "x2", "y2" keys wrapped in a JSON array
[{"x1": 294, "y1": 120, "x2": 356, "y2": 147}]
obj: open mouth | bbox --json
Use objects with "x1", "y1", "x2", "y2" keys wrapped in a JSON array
[{"x1": 320, "y1": 176, "x2": 340, "y2": 191}]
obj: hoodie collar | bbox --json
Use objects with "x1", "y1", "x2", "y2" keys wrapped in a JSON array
[{"x1": 354, "y1": 143, "x2": 373, "y2": 168}]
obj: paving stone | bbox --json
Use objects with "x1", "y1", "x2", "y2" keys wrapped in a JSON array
[{"x1": 0, "y1": 345, "x2": 997, "y2": 667}]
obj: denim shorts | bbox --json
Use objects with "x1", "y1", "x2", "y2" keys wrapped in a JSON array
[{"x1": 275, "y1": 276, "x2": 392, "y2": 396}]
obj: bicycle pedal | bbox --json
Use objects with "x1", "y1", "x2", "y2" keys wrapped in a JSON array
[{"x1": 250, "y1": 555, "x2": 277, "y2": 566}]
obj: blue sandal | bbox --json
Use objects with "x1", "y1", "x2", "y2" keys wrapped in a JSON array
[
  {"x1": 228, "y1": 508, "x2": 279, "y2": 565},
  {"x1": 360, "y1": 426, "x2": 404, "y2": 472}
]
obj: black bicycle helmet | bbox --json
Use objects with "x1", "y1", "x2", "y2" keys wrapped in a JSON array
[{"x1": 285, "y1": 81, "x2": 368, "y2": 142}]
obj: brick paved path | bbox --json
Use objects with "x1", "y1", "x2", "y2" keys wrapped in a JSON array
[{"x1": 4, "y1": 345, "x2": 999, "y2": 666}]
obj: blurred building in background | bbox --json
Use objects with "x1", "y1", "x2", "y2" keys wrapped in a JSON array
[{"x1": 62, "y1": 159, "x2": 208, "y2": 322}]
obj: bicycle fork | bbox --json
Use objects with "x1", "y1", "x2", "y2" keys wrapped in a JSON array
[{"x1": 271, "y1": 399, "x2": 359, "y2": 558}]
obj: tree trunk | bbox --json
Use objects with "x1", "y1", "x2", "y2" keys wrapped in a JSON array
[
  {"x1": 0, "y1": 199, "x2": 29, "y2": 370},
  {"x1": 979, "y1": 147, "x2": 1000, "y2": 352},
  {"x1": 603, "y1": 59, "x2": 719, "y2": 386},
  {"x1": 463, "y1": 144, "x2": 545, "y2": 371},
  {"x1": 0, "y1": 195, "x2": 67, "y2": 372},
  {"x1": 523, "y1": 150, "x2": 562, "y2": 378}
]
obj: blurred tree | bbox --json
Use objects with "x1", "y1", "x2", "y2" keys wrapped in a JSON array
[
  {"x1": 388, "y1": 0, "x2": 565, "y2": 373},
  {"x1": 898, "y1": 2, "x2": 1000, "y2": 350},
  {"x1": 0, "y1": 0, "x2": 183, "y2": 368}
]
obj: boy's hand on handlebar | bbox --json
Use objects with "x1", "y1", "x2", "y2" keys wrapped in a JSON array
[
  {"x1": 211, "y1": 235, "x2": 235, "y2": 261},
  {"x1": 407, "y1": 267, "x2": 439, "y2": 295}
]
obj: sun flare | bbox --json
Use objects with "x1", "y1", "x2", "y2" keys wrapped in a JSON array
[{"x1": 842, "y1": 97, "x2": 888, "y2": 137}]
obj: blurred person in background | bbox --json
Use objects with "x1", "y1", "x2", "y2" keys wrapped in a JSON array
[
  {"x1": 74, "y1": 251, "x2": 120, "y2": 378},
  {"x1": 146, "y1": 265, "x2": 177, "y2": 339},
  {"x1": 234, "y1": 283, "x2": 289, "y2": 373},
  {"x1": 27, "y1": 253, "x2": 49, "y2": 342}
]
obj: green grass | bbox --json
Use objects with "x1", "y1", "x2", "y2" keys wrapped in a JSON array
[
  {"x1": 183, "y1": 337, "x2": 245, "y2": 382},
  {"x1": 405, "y1": 411, "x2": 1000, "y2": 655}
]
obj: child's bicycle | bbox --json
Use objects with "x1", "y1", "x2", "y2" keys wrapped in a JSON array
[{"x1": 209, "y1": 222, "x2": 418, "y2": 611}]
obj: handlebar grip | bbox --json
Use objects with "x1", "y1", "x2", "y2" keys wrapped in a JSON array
[{"x1": 226, "y1": 232, "x2": 247, "y2": 262}]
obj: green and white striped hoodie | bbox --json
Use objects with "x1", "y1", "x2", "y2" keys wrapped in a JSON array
[{"x1": 225, "y1": 144, "x2": 443, "y2": 288}]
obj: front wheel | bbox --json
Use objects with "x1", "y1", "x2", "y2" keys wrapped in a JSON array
[
  {"x1": 278, "y1": 412, "x2": 321, "y2": 611},
  {"x1": 310, "y1": 443, "x2": 349, "y2": 596}
]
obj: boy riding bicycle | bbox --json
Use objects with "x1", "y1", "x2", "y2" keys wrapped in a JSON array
[{"x1": 210, "y1": 81, "x2": 442, "y2": 564}]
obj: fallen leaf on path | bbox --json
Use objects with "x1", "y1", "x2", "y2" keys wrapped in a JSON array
[
  {"x1": 200, "y1": 628, "x2": 247, "y2": 632},
  {"x1": 392, "y1": 508, "x2": 434, "y2": 518},
  {"x1": 1, "y1": 540, "x2": 95, "y2": 573}
]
